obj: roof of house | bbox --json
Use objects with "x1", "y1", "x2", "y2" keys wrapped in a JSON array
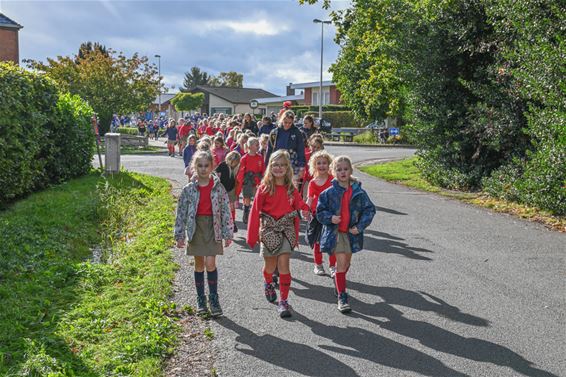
[
  {"x1": 0, "y1": 13, "x2": 23, "y2": 29},
  {"x1": 290, "y1": 80, "x2": 334, "y2": 89},
  {"x1": 193, "y1": 85, "x2": 277, "y2": 104},
  {"x1": 254, "y1": 94, "x2": 304, "y2": 104},
  {"x1": 152, "y1": 93, "x2": 177, "y2": 105}
]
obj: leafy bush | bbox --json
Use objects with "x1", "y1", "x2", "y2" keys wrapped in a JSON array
[
  {"x1": 0, "y1": 62, "x2": 94, "y2": 207},
  {"x1": 353, "y1": 131, "x2": 378, "y2": 144},
  {"x1": 304, "y1": 111, "x2": 362, "y2": 128},
  {"x1": 117, "y1": 127, "x2": 140, "y2": 135},
  {"x1": 295, "y1": 104, "x2": 351, "y2": 118}
]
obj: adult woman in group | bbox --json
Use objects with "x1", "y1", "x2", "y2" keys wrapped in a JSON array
[{"x1": 265, "y1": 110, "x2": 306, "y2": 188}]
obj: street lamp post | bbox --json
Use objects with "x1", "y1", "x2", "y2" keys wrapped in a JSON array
[
  {"x1": 154, "y1": 54, "x2": 161, "y2": 114},
  {"x1": 313, "y1": 19, "x2": 331, "y2": 120}
]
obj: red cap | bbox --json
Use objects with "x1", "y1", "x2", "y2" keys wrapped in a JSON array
[{"x1": 283, "y1": 101, "x2": 292, "y2": 108}]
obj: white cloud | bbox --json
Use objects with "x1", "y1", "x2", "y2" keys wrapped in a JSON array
[{"x1": 176, "y1": 18, "x2": 288, "y2": 36}]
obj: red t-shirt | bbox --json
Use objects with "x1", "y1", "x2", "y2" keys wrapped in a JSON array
[
  {"x1": 237, "y1": 153, "x2": 265, "y2": 185},
  {"x1": 196, "y1": 179, "x2": 214, "y2": 216},
  {"x1": 307, "y1": 176, "x2": 333, "y2": 213},
  {"x1": 205, "y1": 126, "x2": 216, "y2": 136},
  {"x1": 338, "y1": 185, "x2": 352, "y2": 232}
]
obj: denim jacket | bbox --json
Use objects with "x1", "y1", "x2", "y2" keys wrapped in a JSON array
[
  {"x1": 316, "y1": 179, "x2": 376, "y2": 253},
  {"x1": 174, "y1": 175, "x2": 234, "y2": 243}
]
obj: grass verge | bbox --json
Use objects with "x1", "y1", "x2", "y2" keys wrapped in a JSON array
[
  {"x1": 0, "y1": 171, "x2": 180, "y2": 376},
  {"x1": 359, "y1": 157, "x2": 565, "y2": 231}
]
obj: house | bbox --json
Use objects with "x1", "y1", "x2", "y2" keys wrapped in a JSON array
[
  {"x1": 289, "y1": 80, "x2": 342, "y2": 106},
  {"x1": 148, "y1": 93, "x2": 178, "y2": 118},
  {"x1": 254, "y1": 94, "x2": 305, "y2": 116},
  {"x1": 0, "y1": 13, "x2": 23, "y2": 64},
  {"x1": 189, "y1": 85, "x2": 277, "y2": 115}
]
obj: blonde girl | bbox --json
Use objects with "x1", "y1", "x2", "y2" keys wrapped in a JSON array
[
  {"x1": 306, "y1": 150, "x2": 336, "y2": 277},
  {"x1": 247, "y1": 150, "x2": 311, "y2": 318},
  {"x1": 175, "y1": 151, "x2": 234, "y2": 317},
  {"x1": 316, "y1": 156, "x2": 376, "y2": 313}
]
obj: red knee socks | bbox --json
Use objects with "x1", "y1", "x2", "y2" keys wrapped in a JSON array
[
  {"x1": 335, "y1": 272, "x2": 347, "y2": 294},
  {"x1": 231, "y1": 208, "x2": 236, "y2": 222},
  {"x1": 329, "y1": 253, "x2": 336, "y2": 267},
  {"x1": 263, "y1": 269, "x2": 273, "y2": 284},
  {"x1": 279, "y1": 273, "x2": 291, "y2": 301},
  {"x1": 313, "y1": 243, "x2": 323, "y2": 265}
]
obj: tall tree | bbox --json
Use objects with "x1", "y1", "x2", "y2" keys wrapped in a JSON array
[
  {"x1": 213, "y1": 71, "x2": 244, "y2": 87},
  {"x1": 182, "y1": 66, "x2": 210, "y2": 90},
  {"x1": 77, "y1": 41, "x2": 108, "y2": 61},
  {"x1": 26, "y1": 47, "x2": 160, "y2": 134}
]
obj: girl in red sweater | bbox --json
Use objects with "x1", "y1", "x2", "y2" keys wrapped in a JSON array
[
  {"x1": 236, "y1": 137, "x2": 265, "y2": 224},
  {"x1": 247, "y1": 150, "x2": 310, "y2": 318},
  {"x1": 306, "y1": 150, "x2": 336, "y2": 277}
]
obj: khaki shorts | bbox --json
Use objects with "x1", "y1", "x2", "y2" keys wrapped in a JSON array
[
  {"x1": 332, "y1": 232, "x2": 352, "y2": 254},
  {"x1": 261, "y1": 237, "x2": 294, "y2": 257}
]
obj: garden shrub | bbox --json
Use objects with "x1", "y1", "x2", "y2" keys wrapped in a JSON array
[
  {"x1": 304, "y1": 111, "x2": 362, "y2": 128},
  {"x1": 0, "y1": 62, "x2": 94, "y2": 207},
  {"x1": 353, "y1": 131, "x2": 377, "y2": 144},
  {"x1": 117, "y1": 127, "x2": 140, "y2": 135}
]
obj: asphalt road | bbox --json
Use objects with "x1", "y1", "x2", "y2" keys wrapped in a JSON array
[{"x1": 109, "y1": 146, "x2": 565, "y2": 377}]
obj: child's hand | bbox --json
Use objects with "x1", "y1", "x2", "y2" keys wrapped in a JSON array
[
  {"x1": 176, "y1": 239, "x2": 185, "y2": 248},
  {"x1": 349, "y1": 226, "x2": 359, "y2": 235},
  {"x1": 331, "y1": 215, "x2": 341, "y2": 224},
  {"x1": 224, "y1": 239, "x2": 232, "y2": 247}
]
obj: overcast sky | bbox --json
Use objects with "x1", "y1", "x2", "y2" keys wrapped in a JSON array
[{"x1": 2, "y1": 0, "x2": 349, "y2": 95}]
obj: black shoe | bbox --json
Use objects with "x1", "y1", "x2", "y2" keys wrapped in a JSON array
[
  {"x1": 196, "y1": 295, "x2": 208, "y2": 316},
  {"x1": 338, "y1": 292, "x2": 351, "y2": 313},
  {"x1": 233, "y1": 223, "x2": 238, "y2": 233},
  {"x1": 264, "y1": 282, "x2": 277, "y2": 303},
  {"x1": 208, "y1": 293, "x2": 223, "y2": 318}
]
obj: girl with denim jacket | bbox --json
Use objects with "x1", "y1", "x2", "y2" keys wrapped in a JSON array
[
  {"x1": 175, "y1": 151, "x2": 234, "y2": 317},
  {"x1": 316, "y1": 155, "x2": 376, "y2": 313}
]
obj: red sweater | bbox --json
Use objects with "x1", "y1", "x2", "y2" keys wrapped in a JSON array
[
  {"x1": 247, "y1": 184, "x2": 309, "y2": 248},
  {"x1": 236, "y1": 153, "x2": 265, "y2": 186},
  {"x1": 307, "y1": 175, "x2": 333, "y2": 213}
]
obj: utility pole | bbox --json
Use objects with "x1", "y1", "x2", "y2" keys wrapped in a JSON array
[{"x1": 313, "y1": 19, "x2": 331, "y2": 119}]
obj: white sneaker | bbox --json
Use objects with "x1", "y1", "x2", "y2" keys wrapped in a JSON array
[
  {"x1": 313, "y1": 264, "x2": 325, "y2": 276},
  {"x1": 329, "y1": 266, "x2": 336, "y2": 278}
]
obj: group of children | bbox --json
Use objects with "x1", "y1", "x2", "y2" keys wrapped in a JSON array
[{"x1": 174, "y1": 110, "x2": 376, "y2": 319}]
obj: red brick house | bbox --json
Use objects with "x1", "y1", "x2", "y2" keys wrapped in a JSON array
[
  {"x1": 0, "y1": 13, "x2": 23, "y2": 64},
  {"x1": 289, "y1": 81, "x2": 342, "y2": 106}
]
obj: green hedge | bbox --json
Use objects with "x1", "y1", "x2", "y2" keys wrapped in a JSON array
[
  {"x1": 117, "y1": 127, "x2": 140, "y2": 135},
  {"x1": 304, "y1": 111, "x2": 363, "y2": 128},
  {"x1": 0, "y1": 62, "x2": 94, "y2": 207},
  {"x1": 295, "y1": 105, "x2": 351, "y2": 118}
]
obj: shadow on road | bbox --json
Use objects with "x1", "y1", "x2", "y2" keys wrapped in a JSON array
[
  {"x1": 350, "y1": 305, "x2": 558, "y2": 377},
  {"x1": 375, "y1": 205, "x2": 408, "y2": 216},
  {"x1": 293, "y1": 313, "x2": 469, "y2": 377},
  {"x1": 363, "y1": 229, "x2": 434, "y2": 261},
  {"x1": 217, "y1": 317, "x2": 361, "y2": 377},
  {"x1": 292, "y1": 278, "x2": 556, "y2": 376}
]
